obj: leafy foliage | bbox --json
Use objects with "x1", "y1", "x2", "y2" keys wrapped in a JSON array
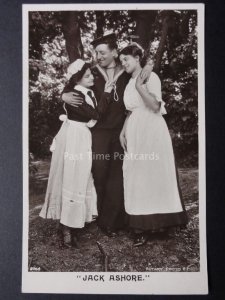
[{"x1": 29, "y1": 10, "x2": 198, "y2": 166}]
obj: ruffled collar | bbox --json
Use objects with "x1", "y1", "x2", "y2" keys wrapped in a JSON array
[
  {"x1": 95, "y1": 64, "x2": 125, "y2": 83},
  {"x1": 74, "y1": 84, "x2": 94, "y2": 96},
  {"x1": 74, "y1": 84, "x2": 96, "y2": 108}
]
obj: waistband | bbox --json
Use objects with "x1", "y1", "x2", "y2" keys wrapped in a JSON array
[{"x1": 67, "y1": 119, "x2": 89, "y2": 128}]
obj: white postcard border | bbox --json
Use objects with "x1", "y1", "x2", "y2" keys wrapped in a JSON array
[{"x1": 22, "y1": 3, "x2": 207, "y2": 295}]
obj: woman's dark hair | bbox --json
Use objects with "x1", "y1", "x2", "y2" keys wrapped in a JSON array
[
  {"x1": 119, "y1": 44, "x2": 147, "y2": 67},
  {"x1": 67, "y1": 62, "x2": 91, "y2": 88}
]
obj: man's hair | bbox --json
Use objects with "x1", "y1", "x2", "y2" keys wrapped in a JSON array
[
  {"x1": 91, "y1": 33, "x2": 118, "y2": 50},
  {"x1": 103, "y1": 40, "x2": 118, "y2": 51}
]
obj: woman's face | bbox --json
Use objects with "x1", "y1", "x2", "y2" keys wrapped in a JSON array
[
  {"x1": 119, "y1": 54, "x2": 139, "y2": 74},
  {"x1": 78, "y1": 68, "x2": 94, "y2": 88}
]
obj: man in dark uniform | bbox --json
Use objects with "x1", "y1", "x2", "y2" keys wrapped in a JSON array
[{"x1": 62, "y1": 34, "x2": 152, "y2": 236}]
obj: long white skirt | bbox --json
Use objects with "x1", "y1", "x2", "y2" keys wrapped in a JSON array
[
  {"x1": 123, "y1": 108, "x2": 183, "y2": 216},
  {"x1": 39, "y1": 119, "x2": 97, "y2": 228}
]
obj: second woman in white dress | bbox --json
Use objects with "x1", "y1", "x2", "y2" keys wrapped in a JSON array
[
  {"x1": 39, "y1": 59, "x2": 100, "y2": 248},
  {"x1": 119, "y1": 44, "x2": 188, "y2": 247}
]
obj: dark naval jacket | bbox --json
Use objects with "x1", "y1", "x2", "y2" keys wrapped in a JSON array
[
  {"x1": 62, "y1": 63, "x2": 130, "y2": 129},
  {"x1": 91, "y1": 64, "x2": 130, "y2": 130}
]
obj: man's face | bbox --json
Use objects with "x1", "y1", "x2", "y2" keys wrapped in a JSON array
[{"x1": 95, "y1": 44, "x2": 116, "y2": 67}]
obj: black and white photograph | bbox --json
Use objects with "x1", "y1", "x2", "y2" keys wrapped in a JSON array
[{"x1": 22, "y1": 3, "x2": 207, "y2": 294}]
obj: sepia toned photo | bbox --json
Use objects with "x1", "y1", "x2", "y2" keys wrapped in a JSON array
[{"x1": 22, "y1": 3, "x2": 207, "y2": 294}]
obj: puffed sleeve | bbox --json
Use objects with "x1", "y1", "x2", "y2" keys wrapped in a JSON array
[{"x1": 145, "y1": 72, "x2": 167, "y2": 115}]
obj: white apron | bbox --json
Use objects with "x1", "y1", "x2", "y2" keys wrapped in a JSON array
[
  {"x1": 123, "y1": 72, "x2": 183, "y2": 216},
  {"x1": 39, "y1": 85, "x2": 98, "y2": 228}
]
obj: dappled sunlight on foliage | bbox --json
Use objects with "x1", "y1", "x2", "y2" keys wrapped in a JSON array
[{"x1": 29, "y1": 10, "x2": 198, "y2": 166}]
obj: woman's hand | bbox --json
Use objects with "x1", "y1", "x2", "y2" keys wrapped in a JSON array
[
  {"x1": 139, "y1": 63, "x2": 153, "y2": 84},
  {"x1": 62, "y1": 92, "x2": 84, "y2": 107},
  {"x1": 104, "y1": 81, "x2": 114, "y2": 93},
  {"x1": 120, "y1": 128, "x2": 127, "y2": 152},
  {"x1": 135, "y1": 73, "x2": 146, "y2": 89}
]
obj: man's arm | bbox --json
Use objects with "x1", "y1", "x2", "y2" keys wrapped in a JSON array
[
  {"x1": 63, "y1": 87, "x2": 100, "y2": 120},
  {"x1": 62, "y1": 84, "x2": 84, "y2": 107},
  {"x1": 95, "y1": 80, "x2": 114, "y2": 115},
  {"x1": 62, "y1": 79, "x2": 114, "y2": 119}
]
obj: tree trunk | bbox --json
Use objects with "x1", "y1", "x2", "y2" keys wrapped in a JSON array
[
  {"x1": 179, "y1": 11, "x2": 192, "y2": 42},
  {"x1": 154, "y1": 14, "x2": 170, "y2": 74},
  {"x1": 166, "y1": 11, "x2": 193, "y2": 72},
  {"x1": 62, "y1": 12, "x2": 83, "y2": 63},
  {"x1": 132, "y1": 11, "x2": 157, "y2": 50},
  {"x1": 96, "y1": 11, "x2": 104, "y2": 37}
]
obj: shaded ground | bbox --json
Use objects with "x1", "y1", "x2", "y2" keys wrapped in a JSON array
[{"x1": 29, "y1": 160, "x2": 199, "y2": 272}]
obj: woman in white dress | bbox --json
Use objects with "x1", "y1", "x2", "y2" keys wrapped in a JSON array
[
  {"x1": 39, "y1": 59, "x2": 102, "y2": 248},
  {"x1": 119, "y1": 44, "x2": 188, "y2": 247}
]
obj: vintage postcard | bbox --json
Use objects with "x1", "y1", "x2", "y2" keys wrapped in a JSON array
[{"x1": 22, "y1": 3, "x2": 207, "y2": 294}]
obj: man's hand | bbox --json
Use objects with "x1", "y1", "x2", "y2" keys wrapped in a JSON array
[
  {"x1": 104, "y1": 80, "x2": 114, "y2": 93},
  {"x1": 140, "y1": 63, "x2": 153, "y2": 83},
  {"x1": 62, "y1": 92, "x2": 84, "y2": 107},
  {"x1": 119, "y1": 129, "x2": 127, "y2": 152}
]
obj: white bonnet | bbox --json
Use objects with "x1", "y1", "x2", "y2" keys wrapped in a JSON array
[{"x1": 66, "y1": 59, "x2": 86, "y2": 80}]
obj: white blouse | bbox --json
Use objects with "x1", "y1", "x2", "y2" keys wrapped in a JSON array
[{"x1": 124, "y1": 71, "x2": 167, "y2": 115}]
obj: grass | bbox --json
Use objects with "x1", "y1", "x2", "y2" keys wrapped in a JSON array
[{"x1": 28, "y1": 160, "x2": 199, "y2": 272}]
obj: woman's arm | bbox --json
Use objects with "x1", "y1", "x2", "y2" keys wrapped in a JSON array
[
  {"x1": 135, "y1": 73, "x2": 161, "y2": 113},
  {"x1": 136, "y1": 85, "x2": 160, "y2": 112},
  {"x1": 119, "y1": 111, "x2": 131, "y2": 151},
  {"x1": 139, "y1": 59, "x2": 154, "y2": 83}
]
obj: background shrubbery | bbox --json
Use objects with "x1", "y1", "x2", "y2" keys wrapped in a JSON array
[{"x1": 29, "y1": 10, "x2": 198, "y2": 167}]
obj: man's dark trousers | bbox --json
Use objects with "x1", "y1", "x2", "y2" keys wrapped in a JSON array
[{"x1": 91, "y1": 127, "x2": 125, "y2": 230}]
